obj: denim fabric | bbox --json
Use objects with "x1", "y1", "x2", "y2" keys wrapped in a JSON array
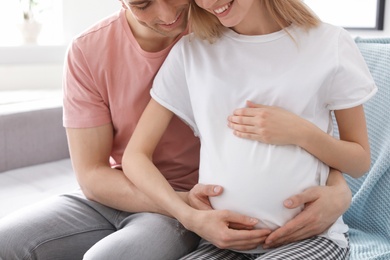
[{"x1": 0, "y1": 190, "x2": 200, "y2": 260}]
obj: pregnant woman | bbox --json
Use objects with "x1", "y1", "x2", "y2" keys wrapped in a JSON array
[{"x1": 122, "y1": 0, "x2": 376, "y2": 259}]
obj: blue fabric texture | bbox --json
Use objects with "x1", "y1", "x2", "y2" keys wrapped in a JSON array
[{"x1": 339, "y1": 37, "x2": 390, "y2": 260}]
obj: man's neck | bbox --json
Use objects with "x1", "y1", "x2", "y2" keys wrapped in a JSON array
[{"x1": 125, "y1": 10, "x2": 178, "y2": 53}]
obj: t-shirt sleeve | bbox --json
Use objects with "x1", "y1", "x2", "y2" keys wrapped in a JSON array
[
  {"x1": 326, "y1": 29, "x2": 377, "y2": 110},
  {"x1": 151, "y1": 40, "x2": 198, "y2": 136},
  {"x1": 62, "y1": 41, "x2": 111, "y2": 128}
]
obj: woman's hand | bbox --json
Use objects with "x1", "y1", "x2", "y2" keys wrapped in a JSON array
[
  {"x1": 183, "y1": 184, "x2": 271, "y2": 250},
  {"x1": 227, "y1": 101, "x2": 309, "y2": 145},
  {"x1": 186, "y1": 184, "x2": 258, "y2": 230},
  {"x1": 183, "y1": 208, "x2": 271, "y2": 251}
]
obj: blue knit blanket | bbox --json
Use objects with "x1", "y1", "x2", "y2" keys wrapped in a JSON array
[{"x1": 338, "y1": 38, "x2": 390, "y2": 260}]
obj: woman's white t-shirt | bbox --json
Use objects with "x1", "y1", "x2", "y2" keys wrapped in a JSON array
[{"x1": 151, "y1": 23, "x2": 377, "y2": 253}]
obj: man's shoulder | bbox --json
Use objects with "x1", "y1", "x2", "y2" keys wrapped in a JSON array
[{"x1": 74, "y1": 10, "x2": 123, "y2": 43}]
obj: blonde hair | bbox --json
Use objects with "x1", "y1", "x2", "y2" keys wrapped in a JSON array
[{"x1": 189, "y1": 0, "x2": 320, "y2": 42}]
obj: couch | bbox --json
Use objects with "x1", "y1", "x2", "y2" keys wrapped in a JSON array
[
  {"x1": 0, "y1": 37, "x2": 389, "y2": 259},
  {"x1": 0, "y1": 90, "x2": 78, "y2": 218},
  {"x1": 339, "y1": 37, "x2": 390, "y2": 260}
]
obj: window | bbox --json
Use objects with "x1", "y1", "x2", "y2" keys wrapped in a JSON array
[
  {"x1": 0, "y1": 0, "x2": 63, "y2": 46},
  {"x1": 0, "y1": 0, "x2": 119, "y2": 65},
  {"x1": 305, "y1": 0, "x2": 385, "y2": 30}
]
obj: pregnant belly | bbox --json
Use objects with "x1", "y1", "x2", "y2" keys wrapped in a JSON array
[
  {"x1": 199, "y1": 144, "x2": 322, "y2": 230},
  {"x1": 208, "y1": 178, "x2": 305, "y2": 230}
]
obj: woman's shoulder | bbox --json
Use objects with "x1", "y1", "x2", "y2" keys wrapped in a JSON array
[
  {"x1": 292, "y1": 22, "x2": 350, "y2": 46},
  {"x1": 172, "y1": 32, "x2": 212, "y2": 54},
  {"x1": 309, "y1": 22, "x2": 347, "y2": 39},
  {"x1": 177, "y1": 32, "x2": 210, "y2": 46}
]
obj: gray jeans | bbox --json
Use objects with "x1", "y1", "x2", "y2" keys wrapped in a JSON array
[{"x1": 0, "y1": 190, "x2": 200, "y2": 260}]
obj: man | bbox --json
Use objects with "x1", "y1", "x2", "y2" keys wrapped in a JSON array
[{"x1": 0, "y1": 1, "x2": 351, "y2": 259}]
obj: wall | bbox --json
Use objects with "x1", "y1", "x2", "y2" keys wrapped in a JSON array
[
  {"x1": 62, "y1": 0, "x2": 120, "y2": 43},
  {"x1": 0, "y1": 1, "x2": 389, "y2": 91}
]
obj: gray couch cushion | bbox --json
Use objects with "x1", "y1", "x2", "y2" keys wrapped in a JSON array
[
  {"x1": 0, "y1": 91, "x2": 69, "y2": 172},
  {"x1": 0, "y1": 158, "x2": 77, "y2": 218}
]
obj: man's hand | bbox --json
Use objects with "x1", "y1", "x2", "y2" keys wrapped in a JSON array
[
  {"x1": 187, "y1": 183, "x2": 223, "y2": 210},
  {"x1": 188, "y1": 184, "x2": 259, "y2": 230},
  {"x1": 264, "y1": 180, "x2": 351, "y2": 248},
  {"x1": 184, "y1": 184, "x2": 271, "y2": 250}
]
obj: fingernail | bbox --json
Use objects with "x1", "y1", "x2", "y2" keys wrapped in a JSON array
[
  {"x1": 284, "y1": 199, "x2": 293, "y2": 207},
  {"x1": 213, "y1": 186, "x2": 222, "y2": 193},
  {"x1": 250, "y1": 218, "x2": 258, "y2": 224}
]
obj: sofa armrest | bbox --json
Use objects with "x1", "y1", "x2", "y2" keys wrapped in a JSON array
[{"x1": 0, "y1": 92, "x2": 69, "y2": 173}]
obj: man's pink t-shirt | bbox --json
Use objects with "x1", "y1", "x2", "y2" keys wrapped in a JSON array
[{"x1": 63, "y1": 10, "x2": 200, "y2": 191}]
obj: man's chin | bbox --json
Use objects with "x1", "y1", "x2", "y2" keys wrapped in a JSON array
[{"x1": 150, "y1": 25, "x2": 186, "y2": 39}]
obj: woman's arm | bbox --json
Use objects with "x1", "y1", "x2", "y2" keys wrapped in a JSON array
[
  {"x1": 67, "y1": 123, "x2": 218, "y2": 215},
  {"x1": 227, "y1": 101, "x2": 371, "y2": 178},
  {"x1": 122, "y1": 99, "x2": 271, "y2": 250}
]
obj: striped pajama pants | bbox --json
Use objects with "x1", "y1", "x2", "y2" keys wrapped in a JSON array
[{"x1": 180, "y1": 234, "x2": 349, "y2": 260}]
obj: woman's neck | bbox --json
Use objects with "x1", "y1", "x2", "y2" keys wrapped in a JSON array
[{"x1": 232, "y1": 2, "x2": 282, "y2": 36}]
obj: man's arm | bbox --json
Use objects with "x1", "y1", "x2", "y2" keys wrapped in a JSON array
[
  {"x1": 66, "y1": 123, "x2": 235, "y2": 217},
  {"x1": 264, "y1": 168, "x2": 351, "y2": 248},
  {"x1": 66, "y1": 124, "x2": 171, "y2": 214}
]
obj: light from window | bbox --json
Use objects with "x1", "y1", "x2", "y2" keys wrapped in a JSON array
[
  {"x1": 0, "y1": 0, "x2": 63, "y2": 46},
  {"x1": 305, "y1": 0, "x2": 381, "y2": 29}
]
